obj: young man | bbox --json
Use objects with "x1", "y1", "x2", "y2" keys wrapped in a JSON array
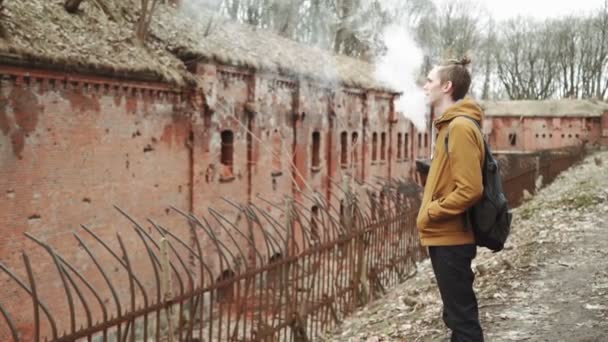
[{"x1": 416, "y1": 58, "x2": 485, "y2": 341}]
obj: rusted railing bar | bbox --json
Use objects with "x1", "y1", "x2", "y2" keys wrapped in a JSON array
[
  {"x1": 249, "y1": 203, "x2": 289, "y2": 249},
  {"x1": 133, "y1": 228, "x2": 165, "y2": 342},
  {"x1": 221, "y1": 198, "x2": 274, "y2": 259},
  {"x1": 151, "y1": 229, "x2": 195, "y2": 342},
  {"x1": 116, "y1": 234, "x2": 137, "y2": 342},
  {"x1": 244, "y1": 207, "x2": 276, "y2": 262},
  {"x1": 21, "y1": 253, "x2": 43, "y2": 342},
  {"x1": 79, "y1": 225, "x2": 148, "y2": 309},
  {"x1": 257, "y1": 283, "x2": 355, "y2": 338},
  {"x1": 23, "y1": 232, "x2": 78, "y2": 336},
  {"x1": 73, "y1": 232, "x2": 120, "y2": 340},
  {"x1": 173, "y1": 208, "x2": 234, "y2": 276},
  {"x1": 0, "y1": 300, "x2": 19, "y2": 342},
  {"x1": 133, "y1": 225, "x2": 185, "y2": 299},
  {"x1": 209, "y1": 206, "x2": 264, "y2": 266},
  {"x1": 52, "y1": 247, "x2": 108, "y2": 335},
  {"x1": 150, "y1": 220, "x2": 214, "y2": 285},
  {"x1": 24, "y1": 233, "x2": 95, "y2": 340},
  {"x1": 149, "y1": 222, "x2": 205, "y2": 342},
  {"x1": 222, "y1": 196, "x2": 270, "y2": 263}
]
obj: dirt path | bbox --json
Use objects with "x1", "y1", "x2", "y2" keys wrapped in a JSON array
[{"x1": 329, "y1": 150, "x2": 608, "y2": 342}]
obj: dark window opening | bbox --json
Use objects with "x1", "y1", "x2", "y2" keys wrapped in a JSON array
[
  {"x1": 536, "y1": 133, "x2": 539, "y2": 138},
  {"x1": 351, "y1": 132, "x2": 359, "y2": 165},
  {"x1": 221, "y1": 130, "x2": 234, "y2": 172},
  {"x1": 508, "y1": 133, "x2": 517, "y2": 146},
  {"x1": 424, "y1": 133, "x2": 429, "y2": 148},
  {"x1": 372, "y1": 132, "x2": 378, "y2": 161},
  {"x1": 312, "y1": 131, "x2": 321, "y2": 168},
  {"x1": 418, "y1": 133, "x2": 422, "y2": 148},
  {"x1": 380, "y1": 132, "x2": 386, "y2": 160},
  {"x1": 575, "y1": 134, "x2": 579, "y2": 138},
  {"x1": 267, "y1": 253, "x2": 286, "y2": 286},
  {"x1": 542, "y1": 134, "x2": 546, "y2": 138},
  {"x1": 216, "y1": 269, "x2": 235, "y2": 302},
  {"x1": 568, "y1": 134, "x2": 572, "y2": 138},
  {"x1": 340, "y1": 131, "x2": 348, "y2": 165},
  {"x1": 562, "y1": 134, "x2": 565, "y2": 138},
  {"x1": 549, "y1": 134, "x2": 553, "y2": 138},
  {"x1": 404, "y1": 133, "x2": 409, "y2": 159},
  {"x1": 397, "y1": 133, "x2": 403, "y2": 159},
  {"x1": 339, "y1": 199, "x2": 345, "y2": 226}
]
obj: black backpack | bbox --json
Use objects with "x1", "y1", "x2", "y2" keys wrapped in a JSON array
[{"x1": 445, "y1": 117, "x2": 512, "y2": 252}]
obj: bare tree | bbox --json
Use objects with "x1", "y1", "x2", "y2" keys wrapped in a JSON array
[
  {"x1": 136, "y1": 0, "x2": 160, "y2": 43},
  {"x1": 479, "y1": 18, "x2": 497, "y2": 99},
  {"x1": 495, "y1": 18, "x2": 557, "y2": 99}
]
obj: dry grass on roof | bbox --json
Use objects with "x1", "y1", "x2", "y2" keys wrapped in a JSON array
[
  {"x1": 153, "y1": 6, "x2": 394, "y2": 92},
  {"x1": 0, "y1": 0, "x2": 191, "y2": 85},
  {"x1": 481, "y1": 99, "x2": 608, "y2": 118},
  {"x1": 0, "y1": 0, "x2": 393, "y2": 91}
]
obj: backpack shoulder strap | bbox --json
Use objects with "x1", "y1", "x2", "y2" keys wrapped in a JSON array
[{"x1": 444, "y1": 116, "x2": 484, "y2": 157}]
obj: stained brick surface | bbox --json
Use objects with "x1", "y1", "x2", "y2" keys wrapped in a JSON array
[{"x1": 0, "y1": 64, "x2": 425, "y2": 339}]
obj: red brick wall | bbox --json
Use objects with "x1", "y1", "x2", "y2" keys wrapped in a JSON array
[
  {"x1": 0, "y1": 67, "x2": 192, "y2": 339},
  {"x1": 602, "y1": 110, "x2": 608, "y2": 144},
  {"x1": 0, "y1": 62, "x2": 425, "y2": 339},
  {"x1": 485, "y1": 115, "x2": 604, "y2": 152}
]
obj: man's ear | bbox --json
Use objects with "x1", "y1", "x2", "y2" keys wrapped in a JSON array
[{"x1": 441, "y1": 80, "x2": 453, "y2": 94}]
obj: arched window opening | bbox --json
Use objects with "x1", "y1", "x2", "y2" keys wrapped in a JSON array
[
  {"x1": 221, "y1": 130, "x2": 234, "y2": 173},
  {"x1": 372, "y1": 132, "x2": 378, "y2": 161},
  {"x1": 380, "y1": 132, "x2": 386, "y2": 161},
  {"x1": 397, "y1": 133, "x2": 403, "y2": 159},
  {"x1": 340, "y1": 131, "x2": 348, "y2": 165},
  {"x1": 216, "y1": 269, "x2": 235, "y2": 302},
  {"x1": 312, "y1": 131, "x2": 321, "y2": 168},
  {"x1": 404, "y1": 133, "x2": 409, "y2": 159},
  {"x1": 508, "y1": 133, "x2": 517, "y2": 146}
]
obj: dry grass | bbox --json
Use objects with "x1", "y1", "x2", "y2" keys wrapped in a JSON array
[{"x1": 0, "y1": 0, "x2": 393, "y2": 91}]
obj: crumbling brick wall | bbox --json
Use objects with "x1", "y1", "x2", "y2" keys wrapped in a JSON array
[{"x1": 0, "y1": 61, "x2": 428, "y2": 339}]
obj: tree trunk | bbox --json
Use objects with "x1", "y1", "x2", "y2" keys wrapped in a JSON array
[
  {"x1": 65, "y1": 0, "x2": 85, "y2": 13},
  {"x1": 135, "y1": 0, "x2": 159, "y2": 44}
]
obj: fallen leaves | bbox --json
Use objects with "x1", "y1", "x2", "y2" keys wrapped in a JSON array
[{"x1": 328, "y1": 150, "x2": 608, "y2": 341}]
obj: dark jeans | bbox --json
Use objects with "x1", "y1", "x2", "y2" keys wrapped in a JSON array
[{"x1": 429, "y1": 244, "x2": 484, "y2": 342}]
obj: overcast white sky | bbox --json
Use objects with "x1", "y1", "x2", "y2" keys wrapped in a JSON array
[{"x1": 437, "y1": 0, "x2": 606, "y2": 21}]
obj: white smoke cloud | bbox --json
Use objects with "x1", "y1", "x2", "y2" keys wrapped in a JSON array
[{"x1": 374, "y1": 24, "x2": 428, "y2": 131}]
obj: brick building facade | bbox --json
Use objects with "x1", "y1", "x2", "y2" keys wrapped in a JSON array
[
  {"x1": 0, "y1": 1, "x2": 432, "y2": 337},
  {"x1": 481, "y1": 100, "x2": 608, "y2": 152}
]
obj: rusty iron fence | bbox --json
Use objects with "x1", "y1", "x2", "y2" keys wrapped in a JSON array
[
  {"x1": 0, "y1": 147, "x2": 586, "y2": 342},
  {"x1": 0, "y1": 177, "x2": 426, "y2": 342}
]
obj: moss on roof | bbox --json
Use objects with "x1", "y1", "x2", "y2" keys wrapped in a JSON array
[
  {"x1": 481, "y1": 99, "x2": 608, "y2": 118},
  {"x1": 0, "y1": 0, "x2": 393, "y2": 91},
  {"x1": 0, "y1": 0, "x2": 192, "y2": 85}
]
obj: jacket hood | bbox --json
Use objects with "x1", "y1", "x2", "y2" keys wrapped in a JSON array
[{"x1": 435, "y1": 97, "x2": 484, "y2": 127}]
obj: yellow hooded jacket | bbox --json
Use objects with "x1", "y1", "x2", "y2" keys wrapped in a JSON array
[{"x1": 416, "y1": 98, "x2": 485, "y2": 246}]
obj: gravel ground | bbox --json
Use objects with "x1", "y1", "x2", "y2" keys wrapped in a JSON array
[{"x1": 328, "y1": 150, "x2": 608, "y2": 342}]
